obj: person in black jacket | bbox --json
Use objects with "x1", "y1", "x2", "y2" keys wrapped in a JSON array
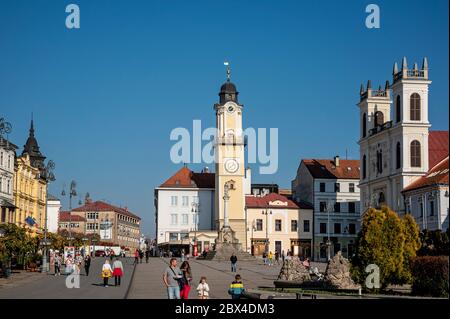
[
  {"x1": 84, "y1": 255, "x2": 91, "y2": 276},
  {"x1": 230, "y1": 253, "x2": 238, "y2": 272}
]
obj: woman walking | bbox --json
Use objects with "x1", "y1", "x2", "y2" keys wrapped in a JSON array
[
  {"x1": 179, "y1": 261, "x2": 192, "y2": 299},
  {"x1": 84, "y1": 254, "x2": 91, "y2": 276},
  {"x1": 101, "y1": 259, "x2": 113, "y2": 287},
  {"x1": 134, "y1": 249, "x2": 139, "y2": 265},
  {"x1": 54, "y1": 253, "x2": 61, "y2": 276},
  {"x1": 196, "y1": 277, "x2": 210, "y2": 299},
  {"x1": 112, "y1": 257, "x2": 124, "y2": 286}
]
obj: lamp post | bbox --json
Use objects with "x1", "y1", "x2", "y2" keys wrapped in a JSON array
[
  {"x1": 41, "y1": 160, "x2": 56, "y2": 272},
  {"x1": 262, "y1": 208, "x2": 272, "y2": 254},
  {"x1": 191, "y1": 202, "x2": 200, "y2": 256},
  {"x1": 61, "y1": 180, "x2": 77, "y2": 247}
]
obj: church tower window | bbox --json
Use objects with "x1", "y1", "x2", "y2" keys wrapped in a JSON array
[
  {"x1": 410, "y1": 93, "x2": 421, "y2": 121},
  {"x1": 410, "y1": 140, "x2": 421, "y2": 167},
  {"x1": 396, "y1": 95, "x2": 401, "y2": 123},
  {"x1": 396, "y1": 142, "x2": 401, "y2": 169},
  {"x1": 362, "y1": 155, "x2": 366, "y2": 179},
  {"x1": 362, "y1": 113, "x2": 367, "y2": 138},
  {"x1": 374, "y1": 111, "x2": 384, "y2": 126}
]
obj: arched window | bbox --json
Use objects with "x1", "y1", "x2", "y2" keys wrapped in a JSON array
[
  {"x1": 362, "y1": 113, "x2": 367, "y2": 138},
  {"x1": 379, "y1": 192, "x2": 386, "y2": 205},
  {"x1": 374, "y1": 111, "x2": 384, "y2": 126},
  {"x1": 410, "y1": 140, "x2": 421, "y2": 167},
  {"x1": 396, "y1": 95, "x2": 401, "y2": 123},
  {"x1": 376, "y1": 149, "x2": 383, "y2": 174},
  {"x1": 362, "y1": 155, "x2": 367, "y2": 179},
  {"x1": 396, "y1": 142, "x2": 401, "y2": 169},
  {"x1": 410, "y1": 93, "x2": 421, "y2": 121}
]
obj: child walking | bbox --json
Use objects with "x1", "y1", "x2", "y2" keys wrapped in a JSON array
[
  {"x1": 196, "y1": 276, "x2": 210, "y2": 299},
  {"x1": 228, "y1": 274, "x2": 245, "y2": 299}
]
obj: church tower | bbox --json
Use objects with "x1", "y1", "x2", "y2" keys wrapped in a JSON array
[{"x1": 214, "y1": 63, "x2": 246, "y2": 246}]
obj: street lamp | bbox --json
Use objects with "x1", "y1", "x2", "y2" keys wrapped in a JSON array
[
  {"x1": 40, "y1": 160, "x2": 56, "y2": 272},
  {"x1": 262, "y1": 208, "x2": 272, "y2": 254},
  {"x1": 61, "y1": 180, "x2": 77, "y2": 247},
  {"x1": 191, "y1": 202, "x2": 200, "y2": 256}
]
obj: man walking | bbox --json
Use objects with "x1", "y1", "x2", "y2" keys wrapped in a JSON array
[
  {"x1": 84, "y1": 254, "x2": 91, "y2": 276},
  {"x1": 163, "y1": 258, "x2": 182, "y2": 299},
  {"x1": 230, "y1": 253, "x2": 237, "y2": 272}
]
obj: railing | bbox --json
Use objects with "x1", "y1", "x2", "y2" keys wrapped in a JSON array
[
  {"x1": 369, "y1": 121, "x2": 393, "y2": 136},
  {"x1": 394, "y1": 70, "x2": 426, "y2": 82},
  {"x1": 360, "y1": 89, "x2": 389, "y2": 101}
]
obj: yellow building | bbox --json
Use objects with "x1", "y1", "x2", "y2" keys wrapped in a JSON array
[{"x1": 13, "y1": 119, "x2": 47, "y2": 237}]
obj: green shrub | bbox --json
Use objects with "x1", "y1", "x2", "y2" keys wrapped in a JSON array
[{"x1": 411, "y1": 256, "x2": 449, "y2": 297}]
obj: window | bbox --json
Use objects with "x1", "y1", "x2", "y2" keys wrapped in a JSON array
[
  {"x1": 169, "y1": 233, "x2": 178, "y2": 241},
  {"x1": 320, "y1": 223, "x2": 327, "y2": 234},
  {"x1": 182, "y1": 196, "x2": 189, "y2": 206},
  {"x1": 363, "y1": 155, "x2": 367, "y2": 179},
  {"x1": 396, "y1": 142, "x2": 401, "y2": 169},
  {"x1": 419, "y1": 202, "x2": 424, "y2": 217},
  {"x1": 170, "y1": 196, "x2": 178, "y2": 206},
  {"x1": 180, "y1": 232, "x2": 189, "y2": 240},
  {"x1": 192, "y1": 196, "x2": 199, "y2": 204},
  {"x1": 304, "y1": 220, "x2": 310, "y2": 232},
  {"x1": 410, "y1": 93, "x2": 421, "y2": 121},
  {"x1": 291, "y1": 220, "x2": 298, "y2": 232},
  {"x1": 170, "y1": 214, "x2": 178, "y2": 225},
  {"x1": 379, "y1": 193, "x2": 386, "y2": 205},
  {"x1": 320, "y1": 183, "x2": 326, "y2": 192},
  {"x1": 396, "y1": 95, "x2": 401, "y2": 122},
  {"x1": 377, "y1": 149, "x2": 383, "y2": 174},
  {"x1": 182, "y1": 214, "x2": 188, "y2": 225},
  {"x1": 256, "y1": 219, "x2": 263, "y2": 231},
  {"x1": 362, "y1": 113, "x2": 367, "y2": 138},
  {"x1": 429, "y1": 201, "x2": 435, "y2": 217},
  {"x1": 334, "y1": 202, "x2": 341, "y2": 213},
  {"x1": 319, "y1": 202, "x2": 327, "y2": 212},
  {"x1": 275, "y1": 219, "x2": 282, "y2": 231},
  {"x1": 349, "y1": 183, "x2": 355, "y2": 193},
  {"x1": 374, "y1": 111, "x2": 384, "y2": 126},
  {"x1": 411, "y1": 140, "x2": 421, "y2": 167},
  {"x1": 334, "y1": 223, "x2": 341, "y2": 234},
  {"x1": 334, "y1": 183, "x2": 340, "y2": 193},
  {"x1": 349, "y1": 223, "x2": 356, "y2": 235},
  {"x1": 348, "y1": 202, "x2": 356, "y2": 213}
]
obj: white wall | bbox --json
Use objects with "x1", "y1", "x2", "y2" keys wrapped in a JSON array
[
  {"x1": 47, "y1": 199, "x2": 61, "y2": 233},
  {"x1": 156, "y1": 188, "x2": 215, "y2": 244}
]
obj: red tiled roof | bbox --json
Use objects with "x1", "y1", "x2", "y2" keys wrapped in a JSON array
[
  {"x1": 403, "y1": 156, "x2": 449, "y2": 192},
  {"x1": 245, "y1": 193, "x2": 313, "y2": 210},
  {"x1": 160, "y1": 167, "x2": 215, "y2": 188},
  {"x1": 429, "y1": 131, "x2": 449, "y2": 168},
  {"x1": 303, "y1": 159, "x2": 360, "y2": 179},
  {"x1": 72, "y1": 201, "x2": 141, "y2": 220},
  {"x1": 59, "y1": 211, "x2": 86, "y2": 222}
]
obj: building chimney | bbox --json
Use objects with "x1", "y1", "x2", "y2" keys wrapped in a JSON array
[{"x1": 334, "y1": 155, "x2": 340, "y2": 167}]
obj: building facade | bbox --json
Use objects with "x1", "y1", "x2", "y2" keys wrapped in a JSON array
[
  {"x1": 0, "y1": 137, "x2": 17, "y2": 225},
  {"x1": 245, "y1": 193, "x2": 313, "y2": 258},
  {"x1": 292, "y1": 157, "x2": 361, "y2": 261},
  {"x1": 71, "y1": 200, "x2": 141, "y2": 251},
  {"x1": 154, "y1": 167, "x2": 215, "y2": 250},
  {"x1": 58, "y1": 211, "x2": 86, "y2": 234},
  {"x1": 402, "y1": 156, "x2": 449, "y2": 231}
]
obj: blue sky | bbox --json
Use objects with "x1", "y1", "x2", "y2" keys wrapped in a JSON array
[{"x1": 1, "y1": 0, "x2": 448, "y2": 237}]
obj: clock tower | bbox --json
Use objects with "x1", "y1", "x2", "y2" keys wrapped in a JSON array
[{"x1": 214, "y1": 63, "x2": 246, "y2": 247}]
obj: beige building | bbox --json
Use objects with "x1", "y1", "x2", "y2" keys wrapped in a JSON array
[
  {"x1": 245, "y1": 193, "x2": 313, "y2": 258},
  {"x1": 71, "y1": 199, "x2": 141, "y2": 251},
  {"x1": 58, "y1": 211, "x2": 86, "y2": 234}
]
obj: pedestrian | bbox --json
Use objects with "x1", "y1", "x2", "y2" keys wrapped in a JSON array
[
  {"x1": 268, "y1": 251, "x2": 273, "y2": 266},
  {"x1": 196, "y1": 277, "x2": 210, "y2": 299},
  {"x1": 281, "y1": 250, "x2": 285, "y2": 263},
  {"x1": 230, "y1": 253, "x2": 237, "y2": 272},
  {"x1": 163, "y1": 258, "x2": 183, "y2": 299},
  {"x1": 65, "y1": 254, "x2": 73, "y2": 275},
  {"x1": 275, "y1": 251, "x2": 280, "y2": 265},
  {"x1": 84, "y1": 254, "x2": 91, "y2": 276},
  {"x1": 109, "y1": 250, "x2": 115, "y2": 261},
  {"x1": 139, "y1": 250, "x2": 144, "y2": 263},
  {"x1": 145, "y1": 249, "x2": 150, "y2": 263},
  {"x1": 134, "y1": 249, "x2": 139, "y2": 265},
  {"x1": 54, "y1": 253, "x2": 61, "y2": 276},
  {"x1": 228, "y1": 274, "x2": 245, "y2": 299},
  {"x1": 112, "y1": 257, "x2": 124, "y2": 286},
  {"x1": 101, "y1": 259, "x2": 113, "y2": 287},
  {"x1": 262, "y1": 251, "x2": 267, "y2": 265},
  {"x1": 179, "y1": 261, "x2": 192, "y2": 299}
]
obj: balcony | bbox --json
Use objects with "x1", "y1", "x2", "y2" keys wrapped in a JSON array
[{"x1": 369, "y1": 121, "x2": 392, "y2": 136}]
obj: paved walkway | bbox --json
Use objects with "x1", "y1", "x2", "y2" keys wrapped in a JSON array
[
  {"x1": 0, "y1": 257, "x2": 135, "y2": 299},
  {"x1": 127, "y1": 257, "x2": 284, "y2": 299}
]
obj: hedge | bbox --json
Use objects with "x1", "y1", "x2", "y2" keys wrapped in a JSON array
[{"x1": 411, "y1": 256, "x2": 449, "y2": 297}]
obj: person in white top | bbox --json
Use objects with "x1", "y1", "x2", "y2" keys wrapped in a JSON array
[
  {"x1": 101, "y1": 259, "x2": 113, "y2": 287},
  {"x1": 196, "y1": 276, "x2": 210, "y2": 299}
]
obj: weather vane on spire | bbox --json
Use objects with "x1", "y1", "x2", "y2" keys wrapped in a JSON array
[{"x1": 224, "y1": 61, "x2": 231, "y2": 81}]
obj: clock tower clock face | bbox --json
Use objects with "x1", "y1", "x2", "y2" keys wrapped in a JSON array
[
  {"x1": 224, "y1": 159, "x2": 239, "y2": 174},
  {"x1": 227, "y1": 105, "x2": 235, "y2": 113}
]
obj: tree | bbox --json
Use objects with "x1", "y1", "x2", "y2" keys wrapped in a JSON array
[
  {"x1": 351, "y1": 206, "x2": 421, "y2": 289},
  {"x1": 0, "y1": 223, "x2": 38, "y2": 268}
]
